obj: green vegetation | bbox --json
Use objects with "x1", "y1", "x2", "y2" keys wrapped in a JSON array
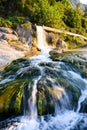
[
  {"x1": 23, "y1": 22, "x2": 31, "y2": 30},
  {"x1": 0, "y1": 79, "x2": 26, "y2": 118},
  {"x1": 64, "y1": 35, "x2": 86, "y2": 49},
  {"x1": 0, "y1": 16, "x2": 26, "y2": 28},
  {"x1": 0, "y1": 0, "x2": 87, "y2": 36}
]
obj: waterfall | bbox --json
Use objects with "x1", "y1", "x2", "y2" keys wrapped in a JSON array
[
  {"x1": 28, "y1": 80, "x2": 38, "y2": 119},
  {"x1": 77, "y1": 83, "x2": 87, "y2": 112},
  {"x1": 28, "y1": 76, "x2": 41, "y2": 119},
  {"x1": 36, "y1": 26, "x2": 51, "y2": 55},
  {"x1": 36, "y1": 26, "x2": 47, "y2": 50}
]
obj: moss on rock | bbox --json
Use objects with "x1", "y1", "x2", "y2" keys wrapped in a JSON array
[
  {"x1": 50, "y1": 50, "x2": 87, "y2": 78},
  {"x1": 0, "y1": 79, "x2": 29, "y2": 121}
]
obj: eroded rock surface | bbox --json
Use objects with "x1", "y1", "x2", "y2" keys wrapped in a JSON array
[
  {"x1": 50, "y1": 49, "x2": 87, "y2": 78},
  {"x1": 0, "y1": 26, "x2": 39, "y2": 68}
]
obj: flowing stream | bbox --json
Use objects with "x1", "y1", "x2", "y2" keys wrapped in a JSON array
[{"x1": 0, "y1": 26, "x2": 87, "y2": 130}]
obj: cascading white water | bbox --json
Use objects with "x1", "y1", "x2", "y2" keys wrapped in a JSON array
[
  {"x1": 36, "y1": 26, "x2": 51, "y2": 56},
  {"x1": 36, "y1": 26, "x2": 47, "y2": 50},
  {"x1": 28, "y1": 80, "x2": 38, "y2": 119},
  {"x1": 0, "y1": 26, "x2": 87, "y2": 130},
  {"x1": 4, "y1": 68, "x2": 87, "y2": 130},
  {"x1": 28, "y1": 76, "x2": 41, "y2": 119}
]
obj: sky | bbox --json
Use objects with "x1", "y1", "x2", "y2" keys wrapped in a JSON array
[{"x1": 80, "y1": 0, "x2": 87, "y2": 4}]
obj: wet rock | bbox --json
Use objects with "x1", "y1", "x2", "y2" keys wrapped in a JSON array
[
  {"x1": 39, "y1": 62, "x2": 55, "y2": 68},
  {"x1": 16, "y1": 67, "x2": 41, "y2": 79},
  {"x1": 0, "y1": 79, "x2": 29, "y2": 121},
  {"x1": 49, "y1": 39, "x2": 67, "y2": 56},
  {"x1": 37, "y1": 75, "x2": 81, "y2": 115},
  {"x1": 50, "y1": 50, "x2": 87, "y2": 78},
  {"x1": 50, "y1": 48, "x2": 63, "y2": 54},
  {"x1": 79, "y1": 98, "x2": 87, "y2": 113},
  {"x1": 82, "y1": 70, "x2": 87, "y2": 78},
  {"x1": 0, "y1": 58, "x2": 41, "y2": 120},
  {"x1": 56, "y1": 77, "x2": 81, "y2": 110},
  {"x1": 37, "y1": 77, "x2": 55, "y2": 115}
]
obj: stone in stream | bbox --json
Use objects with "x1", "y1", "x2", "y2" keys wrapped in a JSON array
[
  {"x1": 50, "y1": 50, "x2": 87, "y2": 78},
  {"x1": 79, "y1": 98, "x2": 87, "y2": 113}
]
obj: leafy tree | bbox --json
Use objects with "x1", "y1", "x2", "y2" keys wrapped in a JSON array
[
  {"x1": 64, "y1": 9, "x2": 81, "y2": 28},
  {"x1": 81, "y1": 17, "x2": 87, "y2": 29}
]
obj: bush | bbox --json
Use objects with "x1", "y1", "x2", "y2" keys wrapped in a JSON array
[
  {"x1": 65, "y1": 35, "x2": 85, "y2": 49},
  {"x1": 0, "y1": 16, "x2": 26, "y2": 28},
  {"x1": 64, "y1": 9, "x2": 81, "y2": 28},
  {"x1": 24, "y1": 22, "x2": 31, "y2": 30},
  {"x1": 81, "y1": 17, "x2": 87, "y2": 28},
  {"x1": 0, "y1": 18, "x2": 12, "y2": 27},
  {"x1": 8, "y1": 16, "x2": 26, "y2": 28}
]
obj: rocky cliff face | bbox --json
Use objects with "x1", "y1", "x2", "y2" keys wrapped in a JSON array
[
  {"x1": 70, "y1": 0, "x2": 87, "y2": 9},
  {"x1": 70, "y1": 0, "x2": 80, "y2": 7}
]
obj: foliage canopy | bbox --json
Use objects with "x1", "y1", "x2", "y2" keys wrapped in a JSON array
[{"x1": 0, "y1": 0, "x2": 87, "y2": 36}]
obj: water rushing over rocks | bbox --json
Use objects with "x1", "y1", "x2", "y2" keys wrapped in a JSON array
[{"x1": 0, "y1": 26, "x2": 87, "y2": 130}]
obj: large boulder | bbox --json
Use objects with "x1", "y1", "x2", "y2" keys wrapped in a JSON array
[
  {"x1": 37, "y1": 76, "x2": 81, "y2": 115},
  {"x1": 0, "y1": 25, "x2": 40, "y2": 69},
  {"x1": 0, "y1": 40, "x2": 24, "y2": 68},
  {"x1": 0, "y1": 79, "x2": 28, "y2": 121},
  {"x1": 0, "y1": 27, "x2": 25, "y2": 68},
  {"x1": 56, "y1": 39, "x2": 67, "y2": 51},
  {"x1": 46, "y1": 33, "x2": 55, "y2": 45},
  {"x1": 49, "y1": 39, "x2": 67, "y2": 54},
  {"x1": 50, "y1": 49, "x2": 87, "y2": 78},
  {"x1": 37, "y1": 61, "x2": 81, "y2": 115}
]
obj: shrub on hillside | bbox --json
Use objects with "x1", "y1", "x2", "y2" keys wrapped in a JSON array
[
  {"x1": 64, "y1": 9, "x2": 81, "y2": 28},
  {"x1": 0, "y1": 18, "x2": 12, "y2": 27}
]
